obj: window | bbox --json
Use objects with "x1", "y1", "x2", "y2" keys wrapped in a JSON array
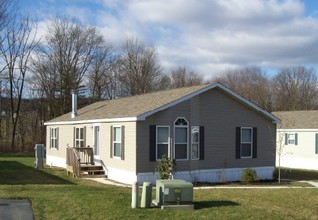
[
  {"x1": 75, "y1": 127, "x2": 85, "y2": 147},
  {"x1": 241, "y1": 128, "x2": 252, "y2": 158},
  {"x1": 174, "y1": 118, "x2": 188, "y2": 160},
  {"x1": 156, "y1": 126, "x2": 170, "y2": 160},
  {"x1": 285, "y1": 133, "x2": 298, "y2": 145},
  {"x1": 191, "y1": 126, "x2": 199, "y2": 160},
  {"x1": 113, "y1": 126, "x2": 122, "y2": 158},
  {"x1": 288, "y1": 134, "x2": 295, "y2": 145},
  {"x1": 236, "y1": 127, "x2": 257, "y2": 159},
  {"x1": 50, "y1": 128, "x2": 58, "y2": 149}
]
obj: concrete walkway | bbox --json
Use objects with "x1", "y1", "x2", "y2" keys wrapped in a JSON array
[
  {"x1": 87, "y1": 178, "x2": 130, "y2": 187},
  {"x1": 301, "y1": 181, "x2": 318, "y2": 188},
  {"x1": 88, "y1": 178, "x2": 318, "y2": 189},
  {"x1": 0, "y1": 199, "x2": 34, "y2": 220}
]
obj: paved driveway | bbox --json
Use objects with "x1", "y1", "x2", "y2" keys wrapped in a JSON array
[{"x1": 0, "y1": 199, "x2": 33, "y2": 220}]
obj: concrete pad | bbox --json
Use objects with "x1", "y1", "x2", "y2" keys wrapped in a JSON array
[{"x1": 0, "y1": 199, "x2": 33, "y2": 220}]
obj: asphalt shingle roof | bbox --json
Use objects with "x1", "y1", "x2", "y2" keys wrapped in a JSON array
[
  {"x1": 47, "y1": 84, "x2": 210, "y2": 123},
  {"x1": 272, "y1": 110, "x2": 318, "y2": 129}
]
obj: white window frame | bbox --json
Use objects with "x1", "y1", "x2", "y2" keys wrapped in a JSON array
[
  {"x1": 174, "y1": 117, "x2": 189, "y2": 161},
  {"x1": 288, "y1": 133, "x2": 295, "y2": 145},
  {"x1": 75, "y1": 127, "x2": 84, "y2": 148},
  {"x1": 156, "y1": 126, "x2": 170, "y2": 160},
  {"x1": 240, "y1": 127, "x2": 253, "y2": 158},
  {"x1": 191, "y1": 126, "x2": 200, "y2": 160},
  {"x1": 50, "y1": 127, "x2": 58, "y2": 149},
  {"x1": 112, "y1": 126, "x2": 122, "y2": 159}
]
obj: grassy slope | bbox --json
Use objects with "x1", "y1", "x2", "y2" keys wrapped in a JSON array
[{"x1": 0, "y1": 154, "x2": 317, "y2": 220}]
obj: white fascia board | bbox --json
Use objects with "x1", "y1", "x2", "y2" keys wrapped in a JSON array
[
  {"x1": 277, "y1": 129, "x2": 318, "y2": 132},
  {"x1": 138, "y1": 82, "x2": 281, "y2": 124},
  {"x1": 44, "y1": 117, "x2": 138, "y2": 126}
]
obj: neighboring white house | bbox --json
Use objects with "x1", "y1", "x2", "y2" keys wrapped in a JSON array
[{"x1": 273, "y1": 111, "x2": 318, "y2": 170}]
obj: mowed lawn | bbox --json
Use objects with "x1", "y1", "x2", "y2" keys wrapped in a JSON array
[{"x1": 0, "y1": 154, "x2": 318, "y2": 220}]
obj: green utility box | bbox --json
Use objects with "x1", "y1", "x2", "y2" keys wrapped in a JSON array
[{"x1": 153, "y1": 179, "x2": 193, "y2": 209}]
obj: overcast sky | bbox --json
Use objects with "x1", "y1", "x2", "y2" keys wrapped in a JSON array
[{"x1": 20, "y1": 0, "x2": 318, "y2": 79}]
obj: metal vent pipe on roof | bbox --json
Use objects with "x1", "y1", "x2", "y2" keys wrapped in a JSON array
[{"x1": 71, "y1": 90, "x2": 78, "y2": 118}]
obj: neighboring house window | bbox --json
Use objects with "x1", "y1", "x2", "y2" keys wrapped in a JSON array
[
  {"x1": 191, "y1": 126, "x2": 199, "y2": 160},
  {"x1": 285, "y1": 133, "x2": 298, "y2": 145},
  {"x1": 74, "y1": 127, "x2": 85, "y2": 147},
  {"x1": 236, "y1": 127, "x2": 257, "y2": 159},
  {"x1": 111, "y1": 126, "x2": 125, "y2": 159},
  {"x1": 174, "y1": 117, "x2": 188, "y2": 160},
  {"x1": 50, "y1": 127, "x2": 58, "y2": 149},
  {"x1": 156, "y1": 126, "x2": 170, "y2": 160}
]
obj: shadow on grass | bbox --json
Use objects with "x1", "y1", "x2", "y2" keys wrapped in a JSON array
[
  {"x1": 0, "y1": 161, "x2": 73, "y2": 185},
  {"x1": 194, "y1": 200, "x2": 239, "y2": 210}
]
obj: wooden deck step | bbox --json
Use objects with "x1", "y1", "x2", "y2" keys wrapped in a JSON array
[{"x1": 80, "y1": 165, "x2": 105, "y2": 178}]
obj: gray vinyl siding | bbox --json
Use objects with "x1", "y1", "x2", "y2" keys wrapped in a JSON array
[{"x1": 136, "y1": 88, "x2": 276, "y2": 173}]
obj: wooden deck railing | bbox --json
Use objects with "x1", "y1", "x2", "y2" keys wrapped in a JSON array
[{"x1": 66, "y1": 147, "x2": 94, "y2": 178}]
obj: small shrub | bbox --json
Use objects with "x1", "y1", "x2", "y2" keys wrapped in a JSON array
[
  {"x1": 155, "y1": 154, "x2": 176, "y2": 179},
  {"x1": 241, "y1": 168, "x2": 259, "y2": 184}
]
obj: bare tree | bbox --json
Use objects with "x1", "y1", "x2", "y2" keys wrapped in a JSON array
[
  {"x1": 32, "y1": 17, "x2": 105, "y2": 117},
  {"x1": 170, "y1": 66, "x2": 204, "y2": 88},
  {"x1": 0, "y1": 15, "x2": 38, "y2": 150},
  {"x1": 0, "y1": 0, "x2": 15, "y2": 33},
  {"x1": 272, "y1": 66, "x2": 318, "y2": 111},
  {"x1": 214, "y1": 66, "x2": 272, "y2": 111},
  {"x1": 118, "y1": 37, "x2": 162, "y2": 96},
  {"x1": 87, "y1": 44, "x2": 119, "y2": 100}
]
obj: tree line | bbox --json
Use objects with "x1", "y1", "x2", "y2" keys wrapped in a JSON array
[{"x1": 0, "y1": 0, "x2": 317, "y2": 151}]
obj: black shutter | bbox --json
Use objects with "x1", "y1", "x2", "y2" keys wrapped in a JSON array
[
  {"x1": 236, "y1": 127, "x2": 241, "y2": 159},
  {"x1": 295, "y1": 133, "x2": 298, "y2": 145},
  {"x1": 199, "y1": 126, "x2": 204, "y2": 160},
  {"x1": 121, "y1": 126, "x2": 125, "y2": 160},
  {"x1": 252, "y1": 127, "x2": 257, "y2": 158},
  {"x1": 110, "y1": 126, "x2": 113, "y2": 158},
  {"x1": 149, "y1": 125, "x2": 156, "y2": 161}
]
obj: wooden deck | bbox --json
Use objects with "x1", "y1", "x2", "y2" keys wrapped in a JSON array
[{"x1": 66, "y1": 147, "x2": 105, "y2": 178}]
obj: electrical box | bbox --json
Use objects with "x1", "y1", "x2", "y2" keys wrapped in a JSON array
[
  {"x1": 153, "y1": 179, "x2": 193, "y2": 209},
  {"x1": 34, "y1": 144, "x2": 45, "y2": 169}
]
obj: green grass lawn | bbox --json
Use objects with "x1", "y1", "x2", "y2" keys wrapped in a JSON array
[{"x1": 0, "y1": 154, "x2": 318, "y2": 220}]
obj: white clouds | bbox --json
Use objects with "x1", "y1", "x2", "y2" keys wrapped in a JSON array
[{"x1": 22, "y1": 0, "x2": 318, "y2": 77}]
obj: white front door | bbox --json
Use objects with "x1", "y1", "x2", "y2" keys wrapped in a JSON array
[{"x1": 94, "y1": 126, "x2": 100, "y2": 156}]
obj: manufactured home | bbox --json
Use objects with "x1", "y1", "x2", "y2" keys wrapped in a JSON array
[
  {"x1": 273, "y1": 111, "x2": 318, "y2": 170},
  {"x1": 44, "y1": 83, "x2": 280, "y2": 184}
]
